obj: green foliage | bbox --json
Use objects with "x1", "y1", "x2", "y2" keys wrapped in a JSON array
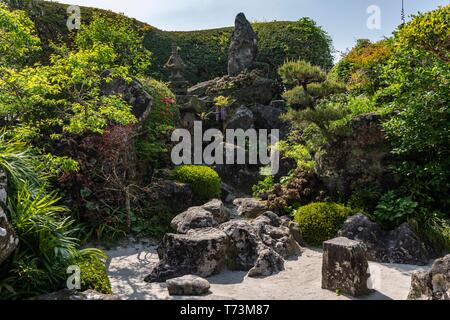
[
  {"x1": 0, "y1": 3, "x2": 41, "y2": 68},
  {"x1": 275, "y1": 140, "x2": 314, "y2": 170},
  {"x1": 72, "y1": 254, "x2": 112, "y2": 294},
  {"x1": 131, "y1": 204, "x2": 177, "y2": 239},
  {"x1": 397, "y1": 5, "x2": 449, "y2": 63},
  {"x1": 373, "y1": 191, "x2": 418, "y2": 227},
  {"x1": 348, "y1": 184, "x2": 383, "y2": 214},
  {"x1": 0, "y1": 135, "x2": 106, "y2": 299},
  {"x1": 0, "y1": 43, "x2": 136, "y2": 137},
  {"x1": 252, "y1": 175, "x2": 274, "y2": 198},
  {"x1": 380, "y1": 5, "x2": 450, "y2": 216},
  {"x1": 75, "y1": 14, "x2": 152, "y2": 76},
  {"x1": 11, "y1": 2, "x2": 333, "y2": 84},
  {"x1": 173, "y1": 165, "x2": 221, "y2": 202},
  {"x1": 332, "y1": 39, "x2": 392, "y2": 93},
  {"x1": 294, "y1": 202, "x2": 352, "y2": 246},
  {"x1": 278, "y1": 59, "x2": 326, "y2": 90},
  {"x1": 136, "y1": 78, "x2": 178, "y2": 170},
  {"x1": 282, "y1": 80, "x2": 346, "y2": 108}
]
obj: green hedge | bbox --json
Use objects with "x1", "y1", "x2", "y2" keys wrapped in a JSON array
[
  {"x1": 294, "y1": 202, "x2": 352, "y2": 246},
  {"x1": 16, "y1": 1, "x2": 333, "y2": 84},
  {"x1": 173, "y1": 165, "x2": 221, "y2": 202}
]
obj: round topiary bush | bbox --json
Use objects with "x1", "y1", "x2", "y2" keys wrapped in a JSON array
[
  {"x1": 173, "y1": 165, "x2": 221, "y2": 202},
  {"x1": 294, "y1": 202, "x2": 352, "y2": 246}
]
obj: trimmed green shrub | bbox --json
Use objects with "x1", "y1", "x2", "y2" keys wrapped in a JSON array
[
  {"x1": 294, "y1": 202, "x2": 352, "y2": 246},
  {"x1": 173, "y1": 165, "x2": 221, "y2": 202},
  {"x1": 74, "y1": 255, "x2": 112, "y2": 294}
]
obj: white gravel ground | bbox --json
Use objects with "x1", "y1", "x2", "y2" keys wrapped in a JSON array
[{"x1": 104, "y1": 240, "x2": 431, "y2": 300}]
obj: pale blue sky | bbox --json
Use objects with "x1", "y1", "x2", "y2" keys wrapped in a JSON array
[{"x1": 55, "y1": 0, "x2": 449, "y2": 58}]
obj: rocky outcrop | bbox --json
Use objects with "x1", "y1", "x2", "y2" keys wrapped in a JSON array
[
  {"x1": 339, "y1": 214, "x2": 432, "y2": 265},
  {"x1": 228, "y1": 13, "x2": 258, "y2": 77},
  {"x1": 145, "y1": 228, "x2": 229, "y2": 282},
  {"x1": 220, "y1": 220, "x2": 260, "y2": 270},
  {"x1": 316, "y1": 113, "x2": 396, "y2": 199},
  {"x1": 201, "y1": 199, "x2": 231, "y2": 224},
  {"x1": 146, "y1": 201, "x2": 302, "y2": 282},
  {"x1": 322, "y1": 237, "x2": 370, "y2": 297},
  {"x1": 166, "y1": 275, "x2": 211, "y2": 296},
  {"x1": 0, "y1": 170, "x2": 18, "y2": 265},
  {"x1": 408, "y1": 254, "x2": 450, "y2": 300},
  {"x1": 226, "y1": 106, "x2": 255, "y2": 130},
  {"x1": 171, "y1": 207, "x2": 218, "y2": 234},
  {"x1": 233, "y1": 198, "x2": 268, "y2": 218},
  {"x1": 188, "y1": 69, "x2": 280, "y2": 106},
  {"x1": 32, "y1": 289, "x2": 121, "y2": 300}
]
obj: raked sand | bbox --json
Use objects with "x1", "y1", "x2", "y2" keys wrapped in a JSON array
[{"x1": 104, "y1": 240, "x2": 431, "y2": 300}]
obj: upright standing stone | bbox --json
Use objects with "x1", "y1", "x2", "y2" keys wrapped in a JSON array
[
  {"x1": 322, "y1": 237, "x2": 370, "y2": 296},
  {"x1": 228, "y1": 13, "x2": 258, "y2": 77}
]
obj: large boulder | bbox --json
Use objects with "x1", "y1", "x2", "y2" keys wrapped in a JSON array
[
  {"x1": 251, "y1": 212, "x2": 301, "y2": 258},
  {"x1": 188, "y1": 69, "x2": 280, "y2": 106},
  {"x1": 247, "y1": 246, "x2": 285, "y2": 278},
  {"x1": 408, "y1": 254, "x2": 450, "y2": 300},
  {"x1": 233, "y1": 198, "x2": 268, "y2": 219},
  {"x1": 250, "y1": 103, "x2": 289, "y2": 139},
  {"x1": 316, "y1": 113, "x2": 397, "y2": 199},
  {"x1": 166, "y1": 275, "x2": 211, "y2": 296},
  {"x1": 226, "y1": 106, "x2": 255, "y2": 130},
  {"x1": 322, "y1": 237, "x2": 370, "y2": 297},
  {"x1": 145, "y1": 228, "x2": 229, "y2": 282},
  {"x1": 171, "y1": 207, "x2": 218, "y2": 234},
  {"x1": 220, "y1": 220, "x2": 260, "y2": 270},
  {"x1": 201, "y1": 199, "x2": 231, "y2": 224},
  {"x1": 227, "y1": 13, "x2": 258, "y2": 77},
  {"x1": 0, "y1": 170, "x2": 18, "y2": 265},
  {"x1": 339, "y1": 214, "x2": 432, "y2": 265}
]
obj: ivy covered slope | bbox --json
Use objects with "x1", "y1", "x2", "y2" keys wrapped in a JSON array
[{"x1": 12, "y1": 0, "x2": 333, "y2": 84}]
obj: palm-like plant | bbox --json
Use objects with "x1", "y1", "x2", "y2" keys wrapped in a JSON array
[{"x1": 0, "y1": 132, "x2": 107, "y2": 299}]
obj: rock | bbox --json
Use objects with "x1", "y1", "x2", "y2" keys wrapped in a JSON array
[
  {"x1": 408, "y1": 254, "x2": 450, "y2": 300},
  {"x1": 146, "y1": 179, "x2": 193, "y2": 213},
  {"x1": 0, "y1": 170, "x2": 18, "y2": 265},
  {"x1": 188, "y1": 69, "x2": 280, "y2": 106},
  {"x1": 247, "y1": 246, "x2": 285, "y2": 278},
  {"x1": 233, "y1": 198, "x2": 268, "y2": 218},
  {"x1": 166, "y1": 275, "x2": 210, "y2": 296},
  {"x1": 251, "y1": 104, "x2": 289, "y2": 139},
  {"x1": 315, "y1": 113, "x2": 397, "y2": 199},
  {"x1": 32, "y1": 289, "x2": 121, "y2": 300},
  {"x1": 220, "y1": 220, "x2": 260, "y2": 270},
  {"x1": 251, "y1": 213, "x2": 301, "y2": 258},
  {"x1": 201, "y1": 199, "x2": 230, "y2": 224},
  {"x1": 171, "y1": 207, "x2": 218, "y2": 234},
  {"x1": 322, "y1": 237, "x2": 370, "y2": 297},
  {"x1": 145, "y1": 228, "x2": 229, "y2": 282},
  {"x1": 228, "y1": 13, "x2": 258, "y2": 77},
  {"x1": 339, "y1": 214, "x2": 432, "y2": 265},
  {"x1": 226, "y1": 106, "x2": 254, "y2": 130}
]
